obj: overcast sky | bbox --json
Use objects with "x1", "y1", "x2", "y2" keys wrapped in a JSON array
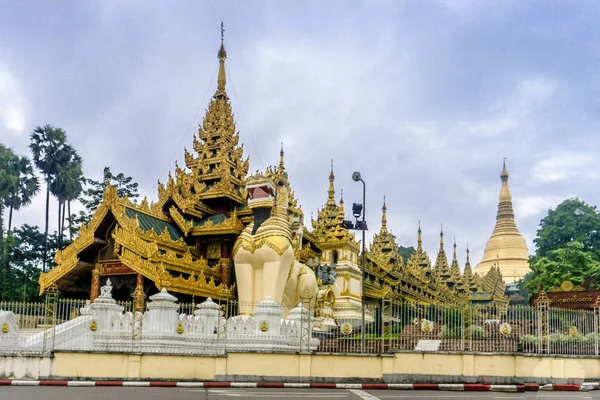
[{"x1": 2, "y1": 1, "x2": 600, "y2": 270}]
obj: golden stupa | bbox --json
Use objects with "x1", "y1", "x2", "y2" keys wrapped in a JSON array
[{"x1": 475, "y1": 160, "x2": 530, "y2": 284}]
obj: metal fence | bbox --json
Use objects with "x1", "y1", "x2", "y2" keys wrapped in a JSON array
[{"x1": 1, "y1": 297, "x2": 600, "y2": 357}]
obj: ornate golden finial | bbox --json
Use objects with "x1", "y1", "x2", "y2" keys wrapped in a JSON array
[
  {"x1": 453, "y1": 238, "x2": 457, "y2": 258},
  {"x1": 501, "y1": 156, "x2": 509, "y2": 179},
  {"x1": 340, "y1": 188, "x2": 344, "y2": 205},
  {"x1": 279, "y1": 142, "x2": 285, "y2": 171},
  {"x1": 217, "y1": 22, "x2": 227, "y2": 95},
  {"x1": 417, "y1": 221, "x2": 423, "y2": 251},
  {"x1": 327, "y1": 160, "x2": 335, "y2": 205},
  {"x1": 466, "y1": 244, "x2": 470, "y2": 263},
  {"x1": 439, "y1": 225, "x2": 444, "y2": 248},
  {"x1": 381, "y1": 196, "x2": 387, "y2": 233}
]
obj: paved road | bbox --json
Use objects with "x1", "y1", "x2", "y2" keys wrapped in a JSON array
[{"x1": 0, "y1": 387, "x2": 599, "y2": 399}]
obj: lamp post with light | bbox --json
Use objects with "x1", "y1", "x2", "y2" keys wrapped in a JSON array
[{"x1": 341, "y1": 171, "x2": 367, "y2": 353}]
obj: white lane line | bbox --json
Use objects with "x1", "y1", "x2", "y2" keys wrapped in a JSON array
[
  {"x1": 203, "y1": 389, "x2": 348, "y2": 398},
  {"x1": 349, "y1": 389, "x2": 381, "y2": 400}
]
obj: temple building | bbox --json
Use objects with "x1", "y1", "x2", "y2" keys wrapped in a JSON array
[
  {"x1": 474, "y1": 161, "x2": 530, "y2": 283},
  {"x1": 38, "y1": 33, "x2": 510, "y2": 315}
]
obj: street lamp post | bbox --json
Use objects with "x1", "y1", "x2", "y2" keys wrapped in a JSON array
[{"x1": 352, "y1": 171, "x2": 367, "y2": 354}]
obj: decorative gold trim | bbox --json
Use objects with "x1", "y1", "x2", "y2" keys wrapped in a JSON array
[
  {"x1": 169, "y1": 206, "x2": 194, "y2": 236},
  {"x1": 90, "y1": 320, "x2": 97, "y2": 331},
  {"x1": 1, "y1": 322, "x2": 9, "y2": 334}
]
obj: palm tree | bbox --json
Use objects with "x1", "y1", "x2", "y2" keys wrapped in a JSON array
[
  {"x1": 29, "y1": 125, "x2": 68, "y2": 272},
  {"x1": 0, "y1": 144, "x2": 19, "y2": 298},
  {"x1": 50, "y1": 145, "x2": 83, "y2": 247},
  {"x1": 4, "y1": 155, "x2": 40, "y2": 232}
]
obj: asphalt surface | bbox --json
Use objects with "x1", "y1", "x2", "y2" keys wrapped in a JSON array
[{"x1": 0, "y1": 387, "x2": 599, "y2": 399}]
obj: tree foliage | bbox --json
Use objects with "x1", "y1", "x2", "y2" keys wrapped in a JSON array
[
  {"x1": 523, "y1": 198, "x2": 600, "y2": 295},
  {"x1": 29, "y1": 125, "x2": 69, "y2": 272},
  {"x1": 73, "y1": 166, "x2": 139, "y2": 230},
  {"x1": 525, "y1": 242, "x2": 600, "y2": 293},
  {"x1": 533, "y1": 198, "x2": 600, "y2": 258},
  {"x1": 0, "y1": 225, "x2": 66, "y2": 301}
]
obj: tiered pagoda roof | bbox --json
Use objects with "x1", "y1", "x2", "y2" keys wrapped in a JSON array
[{"x1": 311, "y1": 163, "x2": 357, "y2": 249}]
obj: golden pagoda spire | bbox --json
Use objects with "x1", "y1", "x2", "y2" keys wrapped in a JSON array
[
  {"x1": 381, "y1": 196, "x2": 387, "y2": 234},
  {"x1": 216, "y1": 22, "x2": 227, "y2": 96},
  {"x1": 433, "y1": 225, "x2": 452, "y2": 282},
  {"x1": 450, "y1": 238, "x2": 461, "y2": 281},
  {"x1": 327, "y1": 160, "x2": 336, "y2": 206},
  {"x1": 416, "y1": 221, "x2": 423, "y2": 252},
  {"x1": 475, "y1": 158, "x2": 530, "y2": 283},
  {"x1": 181, "y1": 25, "x2": 248, "y2": 205},
  {"x1": 279, "y1": 142, "x2": 285, "y2": 172}
]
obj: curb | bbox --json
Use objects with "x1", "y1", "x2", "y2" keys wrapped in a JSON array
[{"x1": 0, "y1": 380, "x2": 598, "y2": 391}]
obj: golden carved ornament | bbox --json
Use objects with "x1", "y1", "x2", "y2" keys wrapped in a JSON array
[
  {"x1": 169, "y1": 206, "x2": 194, "y2": 236},
  {"x1": 191, "y1": 212, "x2": 244, "y2": 236},
  {"x1": 260, "y1": 321, "x2": 269, "y2": 332},
  {"x1": 177, "y1": 323, "x2": 184, "y2": 334},
  {"x1": 152, "y1": 249, "x2": 215, "y2": 277},
  {"x1": 90, "y1": 320, "x2": 97, "y2": 331},
  {"x1": 118, "y1": 248, "x2": 234, "y2": 300},
  {"x1": 1, "y1": 322, "x2": 8, "y2": 334},
  {"x1": 233, "y1": 234, "x2": 291, "y2": 258},
  {"x1": 112, "y1": 226, "x2": 159, "y2": 258}
]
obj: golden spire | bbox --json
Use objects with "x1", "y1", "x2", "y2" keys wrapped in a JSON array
[
  {"x1": 417, "y1": 221, "x2": 423, "y2": 252},
  {"x1": 381, "y1": 196, "x2": 387, "y2": 234},
  {"x1": 216, "y1": 22, "x2": 227, "y2": 96},
  {"x1": 474, "y1": 159, "x2": 530, "y2": 283},
  {"x1": 433, "y1": 225, "x2": 452, "y2": 282},
  {"x1": 450, "y1": 238, "x2": 461, "y2": 280},
  {"x1": 466, "y1": 245, "x2": 471, "y2": 267},
  {"x1": 492, "y1": 159, "x2": 519, "y2": 235},
  {"x1": 327, "y1": 160, "x2": 336, "y2": 206},
  {"x1": 279, "y1": 142, "x2": 285, "y2": 172},
  {"x1": 182, "y1": 25, "x2": 248, "y2": 205},
  {"x1": 499, "y1": 157, "x2": 511, "y2": 203}
]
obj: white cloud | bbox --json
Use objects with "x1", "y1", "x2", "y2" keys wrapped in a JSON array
[
  {"x1": 460, "y1": 76, "x2": 559, "y2": 138},
  {"x1": 532, "y1": 154, "x2": 598, "y2": 183},
  {"x1": 515, "y1": 195, "x2": 567, "y2": 218},
  {"x1": 0, "y1": 64, "x2": 27, "y2": 134}
]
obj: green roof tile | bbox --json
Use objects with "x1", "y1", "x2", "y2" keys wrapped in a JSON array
[
  {"x1": 125, "y1": 207, "x2": 182, "y2": 241},
  {"x1": 194, "y1": 214, "x2": 226, "y2": 227}
]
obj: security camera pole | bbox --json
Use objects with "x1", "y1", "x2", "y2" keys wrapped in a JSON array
[{"x1": 352, "y1": 171, "x2": 366, "y2": 354}]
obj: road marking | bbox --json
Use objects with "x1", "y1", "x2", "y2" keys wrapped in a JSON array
[
  {"x1": 204, "y1": 389, "x2": 348, "y2": 398},
  {"x1": 349, "y1": 389, "x2": 381, "y2": 400}
]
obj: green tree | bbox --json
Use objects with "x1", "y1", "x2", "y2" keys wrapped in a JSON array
[
  {"x1": 29, "y1": 125, "x2": 68, "y2": 272},
  {"x1": 50, "y1": 144, "x2": 83, "y2": 247},
  {"x1": 73, "y1": 166, "x2": 139, "y2": 231},
  {"x1": 0, "y1": 144, "x2": 19, "y2": 233},
  {"x1": 3, "y1": 152, "x2": 40, "y2": 232},
  {"x1": 2, "y1": 225, "x2": 64, "y2": 301},
  {"x1": 533, "y1": 198, "x2": 600, "y2": 258},
  {"x1": 525, "y1": 242, "x2": 600, "y2": 293},
  {"x1": 398, "y1": 246, "x2": 416, "y2": 264}
]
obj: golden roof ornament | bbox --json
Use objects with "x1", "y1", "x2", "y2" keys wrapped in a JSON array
[
  {"x1": 327, "y1": 159, "x2": 336, "y2": 206},
  {"x1": 450, "y1": 238, "x2": 461, "y2": 281},
  {"x1": 381, "y1": 195, "x2": 387, "y2": 234}
]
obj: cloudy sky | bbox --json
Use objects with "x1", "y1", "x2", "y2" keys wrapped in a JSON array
[{"x1": 2, "y1": 1, "x2": 600, "y2": 269}]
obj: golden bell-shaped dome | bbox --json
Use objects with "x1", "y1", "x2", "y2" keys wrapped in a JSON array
[{"x1": 474, "y1": 160, "x2": 530, "y2": 283}]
